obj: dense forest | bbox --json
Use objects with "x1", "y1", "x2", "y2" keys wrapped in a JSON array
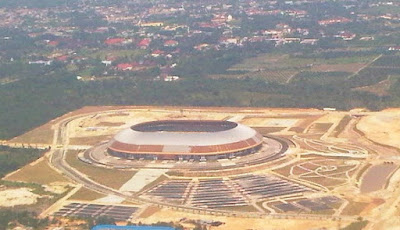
[
  {"x1": 0, "y1": 68, "x2": 392, "y2": 139},
  {"x1": 0, "y1": 146, "x2": 44, "y2": 178},
  {"x1": 0, "y1": 210, "x2": 50, "y2": 230}
]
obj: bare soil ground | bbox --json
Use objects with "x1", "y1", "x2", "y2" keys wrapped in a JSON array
[
  {"x1": 0, "y1": 188, "x2": 41, "y2": 207},
  {"x1": 138, "y1": 206, "x2": 161, "y2": 218},
  {"x1": 342, "y1": 201, "x2": 369, "y2": 216},
  {"x1": 8, "y1": 106, "x2": 400, "y2": 229},
  {"x1": 138, "y1": 208, "x2": 342, "y2": 230},
  {"x1": 8, "y1": 105, "x2": 323, "y2": 146},
  {"x1": 96, "y1": 121, "x2": 125, "y2": 127},
  {"x1": 357, "y1": 111, "x2": 400, "y2": 149},
  {"x1": 241, "y1": 117, "x2": 299, "y2": 127},
  {"x1": 69, "y1": 135, "x2": 112, "y2": 145}
]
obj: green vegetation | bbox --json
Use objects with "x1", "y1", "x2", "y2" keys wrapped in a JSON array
[
  {"x1": 372, "y1": 55, "x2": 400, "y2": 67},
  {"x1": 69, "y1": 187, "x2": 105, "y2": 201},
  {"x1": 244, "y1": 70, "x2": 298, "y2": 84},
  {"x1": 0, "y1": 145, "x2": 45, "y2": 178},
  {"x1": 341, "y1": 220, "x2": 369, "y2": 230},
  {"x1": 291, "y1": 71, "x2": 349, "y2": 85},
  {"x1": 349, "y1": 67, "x2": 400, "y2": 88},
  {"x1": 0, "y1": 68, "x2": 388, "y2": 140},
  {"x1": 5, "y1": 158, "x2": 68, "y2": 184},
  {"x1": 0, "y1": 210, "x2": 49, "y2": 230},
  {"x1": 0, "y1": 180, "x2": 47, "y2": 195},
  {"x1": 173, "y1": 49, "x2": 245, "y2": 77},
  {"x1": 2, "y1": 53, "x2": 400, "y2": 141}
]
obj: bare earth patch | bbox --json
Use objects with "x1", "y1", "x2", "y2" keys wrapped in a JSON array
[
  {"x1": 96, "y1": 122, "x2": 125, "y2": 127},
  {"x1": 139, "y1": 208, "x2": 342, "y2": 230},
  {"x1": 0, "y1": 188, "x2": 41, "y2": 207},
  {"x1": 357, "y1": 112, "x2": 400, "y2": 149},
  {"x1": 69, "y1": 135, "x2": 112, "y2": 145}
]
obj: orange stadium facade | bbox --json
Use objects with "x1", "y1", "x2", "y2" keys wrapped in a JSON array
[{"x1": 107, "y1": 120, "x2": 263, "y2": 161}]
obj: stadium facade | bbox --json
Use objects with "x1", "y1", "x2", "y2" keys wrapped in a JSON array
[{"x1": 107, "y1": 120, "x2": 263, "y2": 161}]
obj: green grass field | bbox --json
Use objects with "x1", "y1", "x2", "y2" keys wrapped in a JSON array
[
  {"x1": 68, "y1": 187, "x2": 105, "y2": 201},
  {"x1": 5, "y1": 158, "x2": 68, "y2": 184},
  {"x1": 65, "y1": 151, "x2": 136, "y2": 189}
]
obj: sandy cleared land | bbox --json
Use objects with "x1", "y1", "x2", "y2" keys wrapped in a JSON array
[
  {"x1": 8, "y1": 106, "x2": 321, "y2": 145},
  {"x1": 43, "y1": 182, "x2": 70, "y2": 194},
  {"x1": 0, "y1": 188, "x2": 41, "y2": 207},
  {"x1": 119, "y1": 168, "x2": 169, "y2": 192},
  {"x1": 68, "y1": 110, "x2": 230, "y2": 139},
  {"x1": 241, "y1": 117, "x2": 299, "y2": 127},
  {"x1": 139, "y1": 208, "x2": 342, "y2": 230},
  {"x1": 8, "y1": 106, "x2": 400, "y2": 229},
  {"x1": 357, "y1": 111, "x2": 400, "y2": 149}
]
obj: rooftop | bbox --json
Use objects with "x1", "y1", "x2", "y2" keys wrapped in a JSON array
[{"x1": 131, "y1": 120, "x2": 237, "y2": 133}]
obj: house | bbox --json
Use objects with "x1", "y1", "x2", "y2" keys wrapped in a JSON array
[
  {"x1": 140, "y1": 22, "x2": 164, "y2": 27},
  {"x1": 47, "y1": 40, "x2": 59, "y2": 46},
  {"x1": 300, "y1": 39, "x2": 319, "y2": 45},
  {"x1": 360, "y1": 36, "x2": 374, "y2": 41},
  {"x1": 219, "y1": 37, "x2": 240, "y2": 45},
  {"x1": 318, "y1": 17, "x2": 351, "y2": 26},
  {"x1": 138, "y1": 38, "x2": 152, "y2": 49},
  {"x1": 164, "y1": 75, "x2": 180, "y2": 81},
  {"x1": 116, "y1": 63, "x2": 137, "y2": 71},
  {"x1": 194, "y1": 43, "x2": 211, "y2": 51},
  {"x1": 335, "y1": 32, "x2": 356, "y2": 40},
  {"x1": 164, "y1": 40, "x2": 179, "y2": 47},
  {"x1": 104, "y1": 38, "x2": 132, "y2": 45},
  {"x1": 55, "y1": 55, "x2": 69, "y2": 62},
  {"x1": 104, "y1": 38, "x2": 125, "y2": 45},
  {"x1": 151, "y1": 50, "x2": 165, "y2": 57},
  {"x1": 101, "y1": 60, "x2": 112, "y2": 66},
  {"x1": 28, "y1": 60, "x2": 52, "y2": 65},
  {"x1": 389, "y1": 46, "x2": 400, "y2": 51}
]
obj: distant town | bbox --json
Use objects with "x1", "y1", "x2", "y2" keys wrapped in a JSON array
[{"x1": 1, "y1": 0, "x2": 400, "y2": 82}]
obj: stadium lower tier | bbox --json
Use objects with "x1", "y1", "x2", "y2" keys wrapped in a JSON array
[{"x1": 107, "y1": 144, "x2": 262, "y2": 161}]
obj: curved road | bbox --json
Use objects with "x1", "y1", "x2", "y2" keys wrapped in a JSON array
[{"x1": 47, "y1": 110, "x2": 358, "y2": 221}]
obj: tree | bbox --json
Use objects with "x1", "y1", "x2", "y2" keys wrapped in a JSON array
[{"x1": 95, "y1": 216, "x2": 116, "y2": 225}]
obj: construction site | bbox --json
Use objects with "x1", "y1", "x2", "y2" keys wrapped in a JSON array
[{"x1": 2, "y1": 106, "x2": 400, "y2": 230}]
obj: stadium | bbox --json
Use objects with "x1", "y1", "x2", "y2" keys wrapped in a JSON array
[{"x1": 107, "y1": 120, "x2": 264, "y2": 161}]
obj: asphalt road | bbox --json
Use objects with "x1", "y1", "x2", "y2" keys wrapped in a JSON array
[{"x1": 46, "y1": 109, "x2": 358, "y2": 221}]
